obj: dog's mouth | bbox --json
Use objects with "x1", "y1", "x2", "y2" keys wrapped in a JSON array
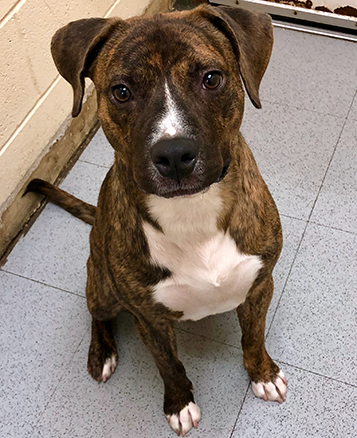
[
  {"x1": 216, "y1": 164, "x2": 229, "y2": 183},
  {"x1": 154, "y1": 163, "x2": 231, "y2": 199},
  {"x1": 159, "y1": 186, "x2": 208, "y2": 199}
]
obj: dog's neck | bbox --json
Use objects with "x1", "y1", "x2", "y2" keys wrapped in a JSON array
[
  {"x1": 111, "y1": 152, "x2": 247, "y2": 240},
  {"x1": 145, "y1": 183, "x2": 223, "y2": 245}
]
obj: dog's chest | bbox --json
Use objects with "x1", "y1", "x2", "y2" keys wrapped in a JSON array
[{"x1": 144, "y1": 188, "x2": 262, "y2": 321}]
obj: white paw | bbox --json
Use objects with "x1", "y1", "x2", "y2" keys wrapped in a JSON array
[
  {"x1": 101, "y1": 354, "x2": 117, "y2": 382},
  {"x1": 166, "y1": 402, "x2": 201, "y2": 437},
  {"x1": 251, "y1": 370, "x2": 287, "y2": 403}
]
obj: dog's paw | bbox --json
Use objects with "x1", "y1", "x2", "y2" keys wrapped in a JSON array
[
  {"x1": 101, "y1": 354, "x2": 117, "y2": 382},
  {"x1": 166, "y1": 402, "x2": 201, "y2": 437},
  {"x1": 87, "y1": 353, "x2": 118, "y2": 382},
  {"x1": 251, "y1": 370, "x2": 287, "y2": 403}
]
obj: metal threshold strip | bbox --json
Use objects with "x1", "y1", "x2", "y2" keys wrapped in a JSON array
[
  {"x1": 210, "y1": 0, "x2": 357, "y2": 35},
  {"x1": 272, "y1": 21, "x2": 357, "y2": 41}
]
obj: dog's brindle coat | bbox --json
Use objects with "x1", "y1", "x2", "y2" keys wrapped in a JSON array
[{"x1": 28, "y1": 5, "x2": 287, "y2": 436}]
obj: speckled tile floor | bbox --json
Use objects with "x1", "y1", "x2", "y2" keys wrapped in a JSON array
[{"x1": 1, "y1": 25, "x2": 357, "y2": 438}]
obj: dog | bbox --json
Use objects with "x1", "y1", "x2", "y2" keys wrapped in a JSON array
[{"x1": 26, "y1": 4, "x2": 286, "y2": 436}]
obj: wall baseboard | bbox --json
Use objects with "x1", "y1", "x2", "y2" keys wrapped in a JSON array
[{"x1": 0, "y1": 89, "x2": 98, "y2": 259}]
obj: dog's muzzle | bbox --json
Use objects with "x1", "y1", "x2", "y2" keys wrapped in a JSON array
[{"x1": 151, "y1": 137, "x2": 198, "y2": 184}]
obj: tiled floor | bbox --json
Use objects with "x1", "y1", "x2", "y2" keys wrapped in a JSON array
[{"x1": 1, "y1": 25, "x2": 357, "y2": 438}]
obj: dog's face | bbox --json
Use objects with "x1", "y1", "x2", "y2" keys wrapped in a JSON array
[
  {"x1": 51, "y1": 5, "x2": 273, "y2": 198},
  {"x1": 96, "y1": 14, "x2": 244, "y2": 198}
]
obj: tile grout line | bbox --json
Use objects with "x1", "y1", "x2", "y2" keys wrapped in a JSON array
[
  {"x1": 350, "y1": 88, "x2": 357, "y2": 115},
  {"x1": 257, "y1": 99, "x2": 349, "y2": 119},
  {"x1": 309, "y1": 220, "x2": 357, "y2": 237},
  {"x1": 266, "y1": 89, "x2": 357, "y2": 338},
  {"x1": 280, "y1": 213, "x2": 307, "y2": 223},
  {"x1": 77, "y1": 158, "x2": 112, "y2": 169},
  {"x1": 276, "y1": 360, "x2": 357, "y2": 389},
  {"x1": 228, "y1": 384, "x2": 251, "y2": 438},
  {"x1": 176, "y1": 327, "x2": 242, "y2": 351},
  {"x1": 173, "y1": 325, "x2": 357, "y2": 390},
  {"x1": 0, "y1": 268, "x2": 86, "y2": 299},
  {"x1": 34, "y1": 332, "x2": 89, "y2": 428},
  {"x1": 224, "y1": 361, "x2": 357, "y2": 438},
  {"x1": 304, "y1": 88, "x2": 357, "y2": 226},
  {"x1": 266, "y1": 220, "x2": 309, "y2": 338}
]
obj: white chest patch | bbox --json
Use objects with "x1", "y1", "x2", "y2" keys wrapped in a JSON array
[{"x1": 144, "y1": 186, "x2": 263, "y2": 321}]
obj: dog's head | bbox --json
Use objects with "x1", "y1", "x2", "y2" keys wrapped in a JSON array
[{"x1": 51, "y1": 5, "x2": 273, "y2": 198}]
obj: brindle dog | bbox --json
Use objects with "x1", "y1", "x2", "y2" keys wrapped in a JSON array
[{"x1": 27, "y1": 5, "x2": 287, "y2": 436}]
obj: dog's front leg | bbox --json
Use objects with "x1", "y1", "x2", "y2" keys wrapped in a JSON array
[
  {"x1": 237, "y1": 275, "x2": 287, "y2": 403},
  {"x1": 135, "y1": 317, "x2": 201, "y2": 436}
]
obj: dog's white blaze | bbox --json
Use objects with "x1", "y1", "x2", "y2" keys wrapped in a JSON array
[
  {"x1": 144, "y1": 186, "x2": 263, "y2": 321},
  {"x1": 152, "y1": 82, "x2": 185, "y2": 143}
]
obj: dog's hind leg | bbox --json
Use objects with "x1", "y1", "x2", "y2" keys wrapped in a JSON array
[
  {"x1": 87, "y1": 319, "x2": 118, "y2": 382},
  {"x1": 86, "y1": 258, "x2": 123, "y2": 383},
  {"x1": 87, "y1": 318, "x2": 119, "y2": 382},
  {"x1": 135, "y1": 317, "x2": 201, "y2": 437},
  {"x1": 237, "y1": 275, "x2": 288, "y2": 403}
]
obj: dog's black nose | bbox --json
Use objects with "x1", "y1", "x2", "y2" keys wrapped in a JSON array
[{"x1": 151, "y1": 138, "x2": 198, "y2": 183}]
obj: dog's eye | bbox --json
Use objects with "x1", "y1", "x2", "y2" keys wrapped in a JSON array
[
  {"x1": 113, "y1": 85, "x2": 131, "y2": 103},
  {"x1": 202, "y1": 72, "x2": 222, "y2": 90}
]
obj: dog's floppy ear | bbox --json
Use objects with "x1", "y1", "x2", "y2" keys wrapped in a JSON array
[
  {"x1": 199, "y1": 5, "x2": 273, "y2": 109},
  {"x1": 51, "y1": 18, "x2": 124, "y2": 117}
]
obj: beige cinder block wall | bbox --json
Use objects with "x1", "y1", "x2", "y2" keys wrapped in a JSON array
[{"x1": 0, "y1": 0, "x2": 169, "y2": 258}]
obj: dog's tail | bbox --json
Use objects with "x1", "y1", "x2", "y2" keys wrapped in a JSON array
[{"x1": 25, "y1": 179, "x2": 97, "y2": 225}]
